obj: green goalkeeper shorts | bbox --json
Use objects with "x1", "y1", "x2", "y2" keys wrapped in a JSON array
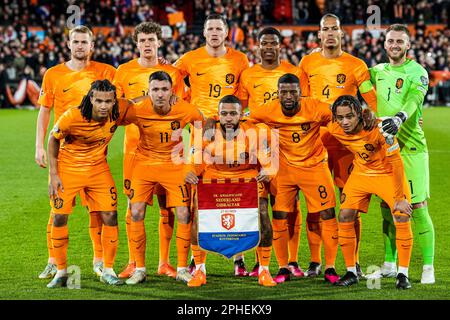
[{"x1": 401, "y1": 152, "x2": 430, "y2": 204}]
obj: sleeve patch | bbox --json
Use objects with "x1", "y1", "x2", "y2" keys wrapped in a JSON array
[
  {"x1": 388, "y1": 143, "x2": 399, "y2": 153},
  {"x1": 417, "y1": 86, "x2": 427, "y2": 95},
  {"x1": 420, "y1": 75, "x2": 429, "y2": 86}
]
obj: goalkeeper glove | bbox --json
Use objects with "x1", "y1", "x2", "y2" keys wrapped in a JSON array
[{"x1": 378, "y1": 111, "x2": 408, "y2": 136}]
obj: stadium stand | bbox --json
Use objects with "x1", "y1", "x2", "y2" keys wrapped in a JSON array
[{"x1": 0, "y1": 0, "x2": 448, "y2": 108}]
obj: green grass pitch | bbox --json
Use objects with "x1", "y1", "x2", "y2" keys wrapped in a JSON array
[{"x1": 0, "y1": 107, "x2": 449, "y2": 300}]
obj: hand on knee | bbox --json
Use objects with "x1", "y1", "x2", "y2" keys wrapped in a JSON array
[{"x1": 393, "y1": 213, "x2": 410, "y2": 223}]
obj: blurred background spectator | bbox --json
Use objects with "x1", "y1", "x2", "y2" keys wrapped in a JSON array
[{"x1": 0, "y1": 0, "x2": 448, "y2": 108}]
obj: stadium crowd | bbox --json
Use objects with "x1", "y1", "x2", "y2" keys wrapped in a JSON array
[{"x1": 0, "y1": 0, "x2": 449, "y2": 108}]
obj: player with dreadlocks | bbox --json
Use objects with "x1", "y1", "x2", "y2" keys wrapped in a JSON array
[
  {"x1": 326, "y1": 95, "x2": 414, "y2": 289},
  {"x1": 46, "y1": 79, "x2": 133, "y2": 288}
]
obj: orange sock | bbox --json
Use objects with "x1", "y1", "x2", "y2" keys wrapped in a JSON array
[
  {"x1": 394, "y1": 219, "x2": 413, "y2": 268},
  {"x1": 288, "y1": 202, "x2": 302, "y2": 263},
  {"x1": 47, "y1": 213, "x2": 54, "y2": 260},
  {"x1": 338, "y1": 221, "x2": 356, "y2": 267},
  {"x1": 125, "y1": 206, "x2": 135, "y2": 263},
  {"x1": 89, "y1": 211, "x2": 103, "y2": 260},
  {"x1": 130, "y1": 220, "x2": 146, "y2": 268},
  {"x1": 102, "y1": 225, "x2": 118, "y2": 269},
  {"x1": 159, "y1": 208, "x2": 174, "y2": 264},
  {"x1": 354, "y1": 214, "x2": 362, "y2": 263},
  {"x1": 272, "y1": 218, "x2": 289, "y2": 268},
  {"x1": 51, "y1": 225, "x2": 68, "y2": 270},
  {"x1": 176, "y1": 222, "x2": 191, "y2": 268},
  {"x1": 256, "y1": 246, "x2": 272, "y2": 268},
  {"x1": 191, "y1": 244, "x2": 207, "y2": 265},
  {"x1": 321, "y1": 217, "x2": 338, "y2": 268},
  {"x1": 306, "y1": 212, "x2": 322, "y2": 263}
]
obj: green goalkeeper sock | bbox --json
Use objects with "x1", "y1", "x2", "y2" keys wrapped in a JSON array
[
  {"x1": 412, "y1": 206, "x2": 435, "y2": 265},
  {"x1": 381, "y1": 206, "x2": 397, "y2": 263}
]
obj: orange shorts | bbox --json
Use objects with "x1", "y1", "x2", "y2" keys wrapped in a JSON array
[
  {"x1": 123, "y1": 125, "x2": 165, "y2": 198},
  {"x1": 340, "y1": 172, "x2": 411, "y2": 213},
  {"x1": 48, "y1": 175, "x2": 88, "y2": 209},
  {"x1": 273, "y1": 160, "x2": 336, "y2": 213},
  {"x1": 321, "y1": 126, "x2": 354, "y2": 189},
  {"x1": 130, "y1": 162, "x2": 190, "y2": 208},
  {"x1": 50, "y1": 166, "x2": 118, "y2": 214}
]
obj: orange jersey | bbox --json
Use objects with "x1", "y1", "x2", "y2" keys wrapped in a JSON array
[
  {"x1": 250, "y1": 97, "x2": 332, "y2": 168},
  {"x1": 193, "y1": 121, "x2": 271, "y2": 178},
  {"x1": 327, "y1": 121, "x2": 401, "y2": 176},
  {"x1": 52, "y1": 99, "x2": 131, "y2": 171},
  {"x1": 298, "y1": 52, "x2": 371, "y2": 104},
  {"x1": 122, "y1": 98, "x2": 204, "y2": 165},
  {"x1": 174, "y1": 46, "x2": 249, "y2": 118},
  {"x1": 38, "y1": 61, "x2": 116, "y2": 123},
  {"x1": 113, "y1": 58, "x2": 186, "y2": 155},
  {"x1": 113, "y1": 58, "x2": 185, "y2": 99},
  {"x1": 239, "y1": 60, "x2": 300, "y2": 112}
]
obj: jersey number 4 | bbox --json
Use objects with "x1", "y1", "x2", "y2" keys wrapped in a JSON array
[{"x1": 322, "y1": 85, "x2": 330, "y2": 99}]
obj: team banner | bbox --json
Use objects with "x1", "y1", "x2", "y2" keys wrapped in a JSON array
[{"x1": 197, "y1": 178, "x2": 260, "y2": 259}]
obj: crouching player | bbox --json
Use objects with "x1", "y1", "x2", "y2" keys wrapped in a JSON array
[
  {"x1": 47, "y1": 80, "x2": 132, "y2": 288},
  {"x1": 328, "y1": 95, "x2": 413, "y2": 289},
  {"x1": 185, "y1": 95, "x2": 277, "y2": 287}
]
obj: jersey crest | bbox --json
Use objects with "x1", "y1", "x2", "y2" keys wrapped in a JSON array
[
  {"x1": 337, "y1": 73, "x2": 346, "y2": 84},
  {"x1": 226, "y1": 73, "x2": 235, "y2": 85}
]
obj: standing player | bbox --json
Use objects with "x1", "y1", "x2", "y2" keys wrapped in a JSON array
[
  {"x1": 184, "y1": 95, "x2": 277, "y2": 287},
  {"x1": 121, "y1": 71, "x2": 204, "y2": 285},
  {"x1": 250, "y1": 73, "x2": 339, "y2": 284},
  {"x1": 328, "y1": 95, "x2": 413, "y2": 289},
  {"x1": 174, "y1": 13, "x2": 250, "y2": 274},
  {"x1": 113, "y1": 21, "x2": 186, "y2": 279},
  {"x1": 46, "y1": 80, "x2": 129, "y2": 288},
  {"x1": 298, "y1": 14, "x2": 378, "y2": 278},
  {"x1": 35, "y1": 26, "x2": 116, "y2": 279},
  {"x1": 369, "y1": 24, "x2": 435, "y2": 284},
  {"x1": 239, "y1": 27, "x2": 303, "y2": 278}
]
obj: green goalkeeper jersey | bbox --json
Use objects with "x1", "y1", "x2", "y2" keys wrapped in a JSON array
[{"x1": 370, "y1": 58, "x2": 429, "y2": 153}]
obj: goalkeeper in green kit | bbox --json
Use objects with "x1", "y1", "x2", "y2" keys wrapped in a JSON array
[{"x1": 369, "y1": 24, "x2": 435, "y2": 284}]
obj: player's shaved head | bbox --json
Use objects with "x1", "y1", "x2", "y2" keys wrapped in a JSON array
[
  {"x1": 318, "y1": 13, "x2": 343, "y2": 51},
  {"x1": 133, "y1": 21, "x2": 162, "y2": 42},
  {"x1": 320, "y1": 14, "x2": 341, "y2": 28},
  {"x1": 80, "y1": 79, "x2": 118, "y2": 122}
]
